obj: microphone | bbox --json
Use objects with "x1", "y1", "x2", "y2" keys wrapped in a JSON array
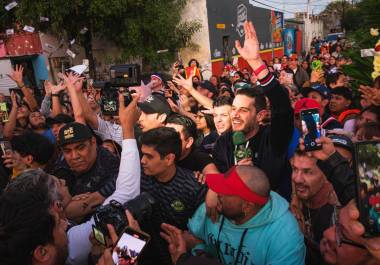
[{"x1": 232, "y1": 131, "x2": 252, "y2": 164}]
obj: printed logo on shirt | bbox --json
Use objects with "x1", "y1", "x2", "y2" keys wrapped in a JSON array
[{"x1": 171, "y1": 200, "x2": 185, "y2": 212}]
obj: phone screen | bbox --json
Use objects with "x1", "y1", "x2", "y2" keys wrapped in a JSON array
[
  {"x1": 112, "y1": 227, "x2": 150, "y2": 265},
  {"x1": 0, "y1": 141, "x2": 12, "y2": 156},
  {"x1": 355, "y1": 141, "x2": 380, "y2": 237},
  {"x1": 300, "y1": 108, "x2": 321, "y2": 151}
]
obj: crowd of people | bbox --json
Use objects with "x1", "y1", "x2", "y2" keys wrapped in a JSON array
[{"x1": 1, "y1": 20, "x2": 380, "y2": 265}]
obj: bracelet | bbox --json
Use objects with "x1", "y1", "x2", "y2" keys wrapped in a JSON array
[
  {"x1": 52, "y1": 93, "x2": 60, "y2": 97},
  {"x1": 18, "y1": 84, "x2": 25, "y2": 89},
  {"x1": 253, "y1": 64, "x2": 267, "y2": 76}
]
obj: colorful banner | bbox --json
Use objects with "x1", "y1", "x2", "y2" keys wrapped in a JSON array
[
  {"x1": 283, "y1": 28, "x2": 296, "y2": 56},
  {"x1": 271, "y1": 11, "x2": 283, "y2": 43}
]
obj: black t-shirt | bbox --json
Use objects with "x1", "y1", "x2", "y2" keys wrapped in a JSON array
[
  {"x1": 140, "y1": 166, "x2": 208, "y2": 265},
  {"x1": 200, "y1": 131, "x2": 219, "y2": 154},
  {"x1": 178, "y1": 147, "x2": 214, "y2": 172}
]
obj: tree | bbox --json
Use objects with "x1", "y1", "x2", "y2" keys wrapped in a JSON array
[{"x1": 0, "y1": 0, "x2": 201, "y2": 75}]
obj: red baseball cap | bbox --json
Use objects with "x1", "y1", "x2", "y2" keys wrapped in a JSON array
[
  {"x1": 294, "y1": 98, "x2": 321, "y2": 115},
  {"x1": 206, "y1": 166, "x2": 269, "y2": 206}
]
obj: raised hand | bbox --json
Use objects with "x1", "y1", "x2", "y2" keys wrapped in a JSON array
[
  {"x1": 51, "y1": 82, "x2": 66, "y2": 94},
  {"x1": 62, "y1": 72, "x2": 84, "y2": 92},
  {"x1": 235, "y1": 21, "x2": 261, "y2": 63},
  {"x1": 10, "y1": 91, "x2": 17, "y2": 108},
  {"x1": 172, "y1": 74, "x2": 193, "y2": 91},
  {"x1": 160, "y1": 223, "x2": 187, "y2": 265},
  {"x1": 44, "y1": 80, "x2": 52, "y2": 96},
  {"x1": 359, "y1": 85, "x2": 380, "y2": 106},
  {"x1": 7, "y1": 64, "x2": 24, "y2": 86},
  {"x1": 298, "y1": 136, "x2": 336, "y2": 161},
  {"x1": 119, "y1": 92, "x2": 141, "y2": 138}
]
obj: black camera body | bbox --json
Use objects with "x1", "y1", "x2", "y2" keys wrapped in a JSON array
[
  {"x1": 96, "y1": 64, "x2": 141, "y2": 116},
  {"x1": 93, "y1": 192, "x2": 156, "y2": 238}
]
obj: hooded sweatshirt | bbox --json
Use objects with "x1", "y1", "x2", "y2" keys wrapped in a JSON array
[{"x1": 188, "y1": 192, "x2": 305, "y2": 265}]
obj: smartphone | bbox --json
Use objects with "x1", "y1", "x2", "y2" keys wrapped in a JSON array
[
  {"x1": 92, "y1": 225, "x2": 107, "y2": 246},
  {"x1": 112, "y1": 227, "x2": 150, "y2": 265},
  {"x1": 300, "y1": 108, "x2": 321, "y2": 151},
  {"x1": 9, "y1": 88, "x2": 24, "y2": 106},
  {"x1": 0, "y1": 141, "x2": 12, "y2": 156},
  {"x1": 0, "y1": 102, "x2": 9, "y2": 122},
  {"x1": 355, "y1": 141, "x2": 380, "y2": 237}
]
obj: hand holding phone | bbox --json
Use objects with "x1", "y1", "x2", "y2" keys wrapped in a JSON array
[{"x1": 301, "y1": 108, "x2": 322, "y2": 151}]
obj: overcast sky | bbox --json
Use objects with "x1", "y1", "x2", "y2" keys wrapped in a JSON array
[{"x1": 248, "y1": 0, "x2": 334, "y2": 18}]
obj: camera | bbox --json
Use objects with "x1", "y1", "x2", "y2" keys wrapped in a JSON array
[
  {"x1": 95, "y1": 64, "x2": 141, "y2": 116},
  {"x1": 93, "y1": 192, "x2": 156, "y2": 238}
]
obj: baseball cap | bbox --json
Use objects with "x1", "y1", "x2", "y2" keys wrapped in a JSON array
[
  {"x1": 331, "y1": 86, "x2": 353, "y2": 100},
  {"x1": 206, "y1": 166, "x2": 269, "y2": 205},
  {"x1": 151, "y1": 73, "x2": 163, "y2": 82},
  {"x1": 303, "y1": 83, "x2": 331, "y2": 99},
  {"x1": 328, "y1": 134, "x2": 354, "y2": 154},
  {"x1": 234, "y1": 81, "x2": 252, "y2": 92},
  {"x1": 294, "y1": 98, "x2": 321, "y2": 115},
  {"x1": 58, "y1": 122, "x2": 93, "y2": 146},
  {"x1": 199, "y1": 80, "x2": 217, "y2": 95},
  {"x1": 137, "y1": 94, "x2": 171, "y2": 116},
  {"x1": 47, "y1": 114, "x2": 74, "y2": 126}
]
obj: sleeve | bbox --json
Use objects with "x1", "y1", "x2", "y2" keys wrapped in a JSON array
[
  {"x1": 212, "y1": 137, "x2": 229, "y2": 173},
  {"x1": 40, "y1": 95, "x2": 51, "y2": 117},
  {"x1": 103, "y1": 139, "x2": 141, "y2": 204},
  {"x1": 260, "y1": 72, "x2": 294, "y2": 154},
  {"x1": 317, "y1": 152, "x2": 356, "y2": 205},
  {"x1": 95, "y1": 116, "x2": 123, "y2": 145},
  {"x1": 193, "y1": 149, "x2": 214, "y2": 172},
  {"x1": 66, "y1": 219, "x2": 95, "y2": 265}
]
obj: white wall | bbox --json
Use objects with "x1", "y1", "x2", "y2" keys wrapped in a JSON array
[
  {"x1": 301, "y1": 14, "x2": 324, "y2": 52},
  {"x1": 180, "y1": 0, "x2": 212, "y2": 79}
]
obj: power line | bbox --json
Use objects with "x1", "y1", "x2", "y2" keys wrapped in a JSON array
[{"x1": 250, "y1": 0, "x2": 297, "y2": 13}]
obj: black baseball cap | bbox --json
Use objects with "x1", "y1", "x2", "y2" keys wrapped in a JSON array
[
  {"x1": 328, "y1": 134, "x2": 354, "y2": 154},
  {"x1": 47, "y1": 114, "x2": 74, "y2": 126},
  {"x1": 331, "y1": 86, "x2": 352, "y2": 100},
  {"x1": 58, "y1": 122, "x2": 93, "y2": 146},
  {"x1": 137, "y1": 94, "x2": 171, "y2": 116}
]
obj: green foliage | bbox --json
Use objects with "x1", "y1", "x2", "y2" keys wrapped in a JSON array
[
  {"x1": 0, "y1": 0, "x2": 201, "y2": 71},
  {"x1": 342, "y1": 0, "x2": 380, "y2": 31}
]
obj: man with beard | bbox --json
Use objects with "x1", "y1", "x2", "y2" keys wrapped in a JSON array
[
  {"x1": 0, "y1": 170, "x2": 69, "y2": 265},
  {"x1": 212, "y1": 21, "x2": 293, "y2": 197},
  {"x1": 184, "y1": 165, "x2": 305, "y2": 265}
]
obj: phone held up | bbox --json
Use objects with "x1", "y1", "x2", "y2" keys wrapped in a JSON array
[
  {"x1": 355, "y1": 140, "x2": 380, "y2": 237},
  {"x1": 300, "y1": 108, "x2": 322, "y2": 151},
  {"x1": 112, "y1": 227, "x2": 150, "y2": 265}
]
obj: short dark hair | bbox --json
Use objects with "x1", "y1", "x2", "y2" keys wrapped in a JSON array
[
  {"x1": 326, "y1": 72, "x2": 343, "y2": 87},
  {"x1": 203, "y1": 112, "x2": 216, "y2": 131},
  {"x1": 166, "y1": 113, "x2": 197, "y2": 140},
  {"x1": 11, "y1": 132, "x2": 55, "y2": 166},
  {"x1": 213, "y1": 96, "x2": 233, "y2": 108},
  {"x1": 141, "y1": 127, "x2": 181, "y2": 161},
  {"x1": 361, "y1": 106, "x2": 380, "y2": 122},
  {"x1": 236, "y1": 88, "x2": 267, "y2": 112},
  {"x1": 0, "y1": 170, "x2": 56, "y2": 265}
]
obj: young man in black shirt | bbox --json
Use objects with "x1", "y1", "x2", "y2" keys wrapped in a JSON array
[
  {"x1": 166, "y1": 113, "x2": 219, "y2": 174},
  {"x1": 139, "y1": 127, "x2": 207, "y2": 265}
]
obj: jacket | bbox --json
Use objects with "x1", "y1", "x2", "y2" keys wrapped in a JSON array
[
  {"x1": 212, "y1": 74, "x2": 294, "y2": 194},
  {"x1": 188, "y1": 192, "x2": 306, "y2": 265}
]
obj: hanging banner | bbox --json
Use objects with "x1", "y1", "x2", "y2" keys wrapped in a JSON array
[
  {"x1": 271, "y1": 10, "x2": 283, "y2": 43},
  {"x1": 283, "y1": 28, "x2": 296, "y2": 56}
]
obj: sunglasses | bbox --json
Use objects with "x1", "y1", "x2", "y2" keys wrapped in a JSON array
[{"x1": 331, "y1": 206, "x2": 366, "y2": 249}]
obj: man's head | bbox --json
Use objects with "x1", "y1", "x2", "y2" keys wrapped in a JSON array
[
  {"x1": 289, "y1": 54, "x2": 299, "y2": 70},
  {"x1": 166, "y1": 114, "x2": 197, "y2": 159},
  {"x1": 326, "y1": 72, "x2": 347, "y2": 89},
  {"x1": 59, "y1": 122, "x2": 97, "y2": 174},
  {"x1": 140, "y1": 127, "x2": 181, "y2": 177},
  {"x1": 231, "y1": 88, "x2": 267, "y2": 136},
  {"x1": 303, "y1": 83, "x2": 331, "y2": 111},
  {"x1": 320, "y1": 204, "x2": 373, "y2": 265},
  {"x1": 137, "y1": 95, "x2": 171, "y2": 132},
  {"x1": 291, "y1": 150, "x2": 326, "y2": 201},
  {"x1": 197, "y1": 81, "x2": 217, "y2": 99},
  {"x1": 11, "y1": 132, "x2": 55, "y2": 169},
  {"x1": 150, "y1": 73, "x2": 164, "y2": 91},
  {"x1": 329, "y1": 87, "x2": 352, "y2": 116},
  {"x1": 206, "y1": 166, "x2": 270, "y2": 224},
  {"x1": 29, "y1": 111, "x2": 47, "y2": 130},
  {"x1": 213, "y1": 96, "x2": 233, "y2": 135},
  {"x1": 47, "y1": 114, "x2": 74, "y2": 140},
  {"x1": 0, "y1": 170, "x2": 69, "y2": 265}
]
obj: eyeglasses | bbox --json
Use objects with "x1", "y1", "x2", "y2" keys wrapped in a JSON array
[{"x1": 331, "y1": 206, "x2": 366, "y2": 249}]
